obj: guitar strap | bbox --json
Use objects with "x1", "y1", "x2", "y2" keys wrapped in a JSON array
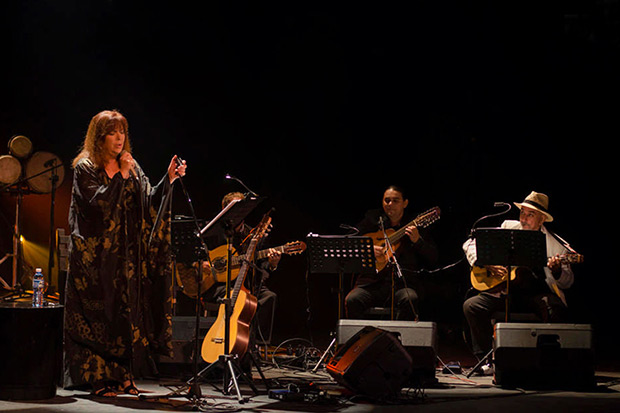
[{"x1": 546, "y1": 228, "x2": 578, "y2": 254}]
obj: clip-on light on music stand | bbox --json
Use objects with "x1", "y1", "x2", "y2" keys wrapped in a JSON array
[
  {"x1": 466, "y1": 227, "x2": 547, "y2": 378},
  {"x1": 306, "y1": 234, "x2": 376, "y2": 372}
]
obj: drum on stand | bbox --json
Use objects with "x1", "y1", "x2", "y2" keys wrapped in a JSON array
[
  {"x1": 8, "y1": 135, "x2": 33, "y2": 160},
  {"x1": 0, "y1": 155, "x2": 22, "y2": 187},
  {"x1": 25, "y1": 151, "x2": 65, "y2": 193}
]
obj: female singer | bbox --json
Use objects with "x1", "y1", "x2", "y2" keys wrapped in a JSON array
[{"x1": 63, "y1": 109, "x2": 187, "y2": 397}]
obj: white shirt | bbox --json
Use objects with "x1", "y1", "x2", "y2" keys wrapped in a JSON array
[{"x1": 463, "y1": 220, "x2": 574, "y2": 305}]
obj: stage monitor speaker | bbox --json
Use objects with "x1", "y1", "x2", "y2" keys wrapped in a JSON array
[
  {"x1": 337, "y1": 319, "x2": 437, "y2": 382},
  {"x1": 493, "y1": 322, "x2": 595, "y2": 389},
  {"x1": 157, "y1": 316, "x2": 214, "y2": 365},
  {"x1": 326, "y1": 326, "x2": 413, "y2": 398}
]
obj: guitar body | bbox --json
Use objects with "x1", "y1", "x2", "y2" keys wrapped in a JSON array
[
  {"x1": 201, "y1": 285, "x2": 258, "y2": 364},
  {"x1": 470, "y1": 253, "x2": 583, "y2": 292},
  {"x1": 209, "y1": 244, "x2": 241, "y2": 284},
  {"x1": 176, "y1": 240, "x2": 306, "y2": 298},
  {"x1": 364, "y1": 207, "x2": 441, "y2": 273},
  {"x1": 470, "y1": 266, "x2": 517, "y2": 292},
  {"x1": 175, "y1": 261, "x2": 216, "y2": 299},
  {"x1": 364, "y1": 228, "x2": 400, "y2": 272}
]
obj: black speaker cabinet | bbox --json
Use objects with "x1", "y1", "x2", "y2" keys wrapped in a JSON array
[
  {"x1": 0, "y1": 302, "x2": 63, "y2": 400},
  {"x1": 156, "y1": 316, "x2": 214, "y2": 364},
  {"x1": 326, "y1": 326, "x2": 413, "y2": 398},
  {"x1": 493, "y1": 323, "x2": 595, "y2": 389},
  {"x1": 337, "y1": 319, "x2": 437, "y2": 382}
]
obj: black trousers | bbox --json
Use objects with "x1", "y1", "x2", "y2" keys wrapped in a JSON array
[
  {"x1": 345, "y1": 280, "x2": 420, "y2": 320},
  {"x1": 463, "y1": 290, "x2": 569, "y2": 359}
]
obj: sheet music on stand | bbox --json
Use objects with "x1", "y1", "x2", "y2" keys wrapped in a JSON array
[
  {"x1": 473, "y1": 228, "x2": 547, "y2": 268},
  {"x1": 306, "y1": 234, "x2": 376, "y2": 274},
  {"x1": 199, "y1": 196, "x2": 263, "y2": 239},
  {"x1": 306, "y1": 233, "x2": 377, "y2": 322}
]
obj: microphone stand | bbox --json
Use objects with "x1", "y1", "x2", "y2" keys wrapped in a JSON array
[
  {"x1": 47, "y1": 159, "x2": 59, "y2": 294},
  {"x1": 145, "y1": 156, "x2": 212, "y2": 407},
  {"x1": 379, "y1": 217, "x2": 417, "y2": 321},
  {"x1": 225, "y1": 173, "x2": 259, "y2": 198},
  {"x1": 175, "y1": 158, "x2": 212, "y2": 401}
]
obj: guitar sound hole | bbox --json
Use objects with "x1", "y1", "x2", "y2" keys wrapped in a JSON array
[{"x1": 212, "y1": 258, "x2": 227, "y2": 272}]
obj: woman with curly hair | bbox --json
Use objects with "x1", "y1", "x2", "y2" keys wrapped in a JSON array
[{"x1": 63, "y1": 109, "x2": 187, "y2": 397}]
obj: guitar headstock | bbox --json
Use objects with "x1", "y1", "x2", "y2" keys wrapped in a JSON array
[
  {"x1": 282, "y1": 241, "x2": 307, "y2": 255},
  {"x1": 254, "y1": 213, "x2": 273, "y2": 241},
  {"x1": 415, "y1": 206, "x2": 441, "y2": 228},
  {"x1": 565, "y1": 253, "x2": 584, "y2": 264}
]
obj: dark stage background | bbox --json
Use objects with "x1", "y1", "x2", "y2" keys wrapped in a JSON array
[{"x1": 1, "y1": 1, "x2": 618, "y2": 362}]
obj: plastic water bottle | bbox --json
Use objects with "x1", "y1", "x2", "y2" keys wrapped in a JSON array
[{"x1": 32, "y1": 268, "x2": 45, "y2": 308}]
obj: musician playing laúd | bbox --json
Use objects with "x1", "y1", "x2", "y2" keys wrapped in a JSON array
[
  {"x1": 345, "y1": 185, "x2": 439, "y2": 320},
  {"x1": 462, "y1": 191, "x2": 577, "y2": 375}
]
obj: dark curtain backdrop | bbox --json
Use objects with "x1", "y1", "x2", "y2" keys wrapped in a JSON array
[{"x1": 1, "y1": 1, "x2": 617, "y2": 353}]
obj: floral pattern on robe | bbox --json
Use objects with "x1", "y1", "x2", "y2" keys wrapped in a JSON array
[{"x1": 64, "y1": 157, "x2": 174, "y2": 388}]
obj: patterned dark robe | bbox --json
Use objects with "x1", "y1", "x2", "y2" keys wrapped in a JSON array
[{"x1": 63, "y1": 157, "x2": 174, "y2": 388}]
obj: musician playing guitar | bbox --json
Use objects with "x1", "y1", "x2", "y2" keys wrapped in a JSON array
[
  {"x1": 462, "y1": 191, "x2": 580, "y2": 375},
  {"x1": 345, "y1": 185, "x2": 439, "y2": 320}
]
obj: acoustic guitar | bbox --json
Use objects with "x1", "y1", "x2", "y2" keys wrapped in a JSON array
[
  {"x1": 470, "y1": 253, "x2": 584, "y2": 292},
  {"x1": 175, "y1": 240, "x2": 306, "y2": 298},
  {"x1": 201, "y1": 213, "x2": 271, "y2": 364},
  {"x1": 364, "y1": 206, "x2": 441, "y2": 272}
]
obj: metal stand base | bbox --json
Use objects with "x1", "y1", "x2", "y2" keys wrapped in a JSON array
[{"x1": 466, "y1": 348, "x2": 494, "y2": 378}]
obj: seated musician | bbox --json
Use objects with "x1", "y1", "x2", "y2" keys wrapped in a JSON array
[
  {"x1": 206, "y1": 192, "x2": 280, "y2": 344},
  {"x1": 462, "y1": 191, "x2": 577, "y2": 374},
  {"x1": 345, "y1": 185, "x2": 438, "y2": 320},
  {"x1": 177, "y1": 192, "x2": 280, "y2": 345}
]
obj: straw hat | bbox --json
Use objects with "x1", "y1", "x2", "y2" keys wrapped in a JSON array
[{"x1": 514, "y1": 191, "x2": 553, "y2": 222}]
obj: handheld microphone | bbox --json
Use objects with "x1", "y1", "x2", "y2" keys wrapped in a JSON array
[{"x1": 117, "y1": 150, "x2": 137, "y2": 179}]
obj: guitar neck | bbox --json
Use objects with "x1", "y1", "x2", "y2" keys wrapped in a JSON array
[
  {"x1": 255, "y1": 244, "x2": 288, "y2": 261},
  {"x1": 230, "y1": 238, "x2": 260, "y2": 305},
  {"x1": 231, "y1": 244, "x2": 285, "y2": 265},
  {"x1": 384, "y1": 207, "x2": 440, "y2": 244}
]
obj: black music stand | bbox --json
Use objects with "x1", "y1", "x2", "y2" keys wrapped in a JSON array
[
  {"x1": 306, "y1": 234, "x2": 376, "y2": 372},
  {"x1": 474, "y1": 228, "x2": 547, "y2": 319},
  {"x1": 306, "y1": 234, "x2": 376, "y2": 320},
  {"x1": 466, "y1": 227, "x2": 546, "y2": 378}
]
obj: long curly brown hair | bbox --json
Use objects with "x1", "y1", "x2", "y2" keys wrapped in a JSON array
[{"x1": 72, "y1": 110, "x2": 132, "y2": 169}]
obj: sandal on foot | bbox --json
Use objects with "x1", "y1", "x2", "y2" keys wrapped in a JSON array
[
  {"x1": 120, "y1": 382, "x2": 140, "y2": 395},
  {"x1": 92, "y1": 385, "x2": 118, "y2": 398}
]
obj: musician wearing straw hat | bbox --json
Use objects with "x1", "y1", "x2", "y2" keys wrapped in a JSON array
[{"x1": 462, "y1": 191, "x2": 579, "y2": 374}]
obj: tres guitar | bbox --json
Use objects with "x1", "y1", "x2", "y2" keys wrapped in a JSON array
[
  {"x1": 470, "y1": 253, "x2": 584, "y2": 292},
  {"x1": 201, "y1": 213, "x2": 272, "y2": 364},
  {"x1": 364, "y1": 206, "x2": 441, "y2": 272},
  {"x1": 175, "y1": 240, "x2": 306, "y2": 299}
]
